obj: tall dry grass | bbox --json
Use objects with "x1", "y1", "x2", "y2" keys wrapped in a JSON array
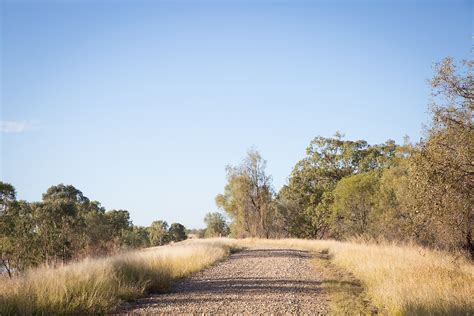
[
  {"x1": 1, "y1": 238, "x2": 472, "y2": 314},
  {"x1": 0, "y1": 239, "x2": 235, "y2": 314},
  {"x1": 235, "y1": 238, "x2": 474, "y2": 314}
]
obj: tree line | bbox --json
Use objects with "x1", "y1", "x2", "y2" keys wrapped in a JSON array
[
  {"x1": 187, "y1": 212, "x2": 230, "y2": 239},
  {"x1": 215, "y1": 58, "x2": 473, "y2": 258},
  {"x1": 0, "y1": 57, "x2": 471, "y2": 275},
  {"x1": 0, "y1": 183, "x2": 187, "y2": 277}
]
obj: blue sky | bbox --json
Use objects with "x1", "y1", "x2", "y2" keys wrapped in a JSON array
[{"x1": 1, "y1": 0, "x2": 472, "y2": 228}]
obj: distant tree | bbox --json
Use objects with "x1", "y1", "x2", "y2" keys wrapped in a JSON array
[
  {"x1": 273, "y1": 192, "x2": 300, "y2": 238},
  {"x1": 79, "y1": 201, "x2": 111, "y2": 256},
  {"x1": 33, "y1": 184, "x2": 92, "y2": 264},
  {"x1": 276, "y1": 135, "x2": 401, "y2": 239},
  {"x1": 373, "y1": 145, "x2": 413, "y2": 241},
  {"x1": 331, "y1": 172, "x2": 380, "y2": 238},
  {"x1": 149, "y1": 220, "x2": 169, "y2": 246},
  {"x1": 168, "y1": 223, "x2": 187, "y2": 242},
  {"x1": 275, "y1": 185, "x2": 327, "y2": 238},
  {"x1": 186, "y1": 228, "x2": 206, "y2": 238},
  {"x1": 216, "y1": 149, "x2": 274, "y2": 238},
  {"x1": 0, "y1": 182, "x2": 162, "y2": 271},
  {"x1": 121, "y1": 226, "x2": 150, "y2": 248},
  {"x1": 196, "y1": 229, "x2": 206, "y2": 238},
  {"x1": 0, "y1": 200, "x2": 39, "y2": 277},
  {"x1": 42, "y1": 184, "x2": 89, "y2": 204},
  {"x1": 0, "y1": 182, "x2": 18, "y2": 267},
  {"x1": 0, "y1": 182, "x2": 16, "y2": 214},
  {"x1": 105, "y1": 209, "x2": 131, "y2": 237},
  {"x1": 204, "y1": 212, "x2": 229, "y2": 237}
]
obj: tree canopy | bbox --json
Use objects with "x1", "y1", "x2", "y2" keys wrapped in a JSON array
[
  {"x1": 214, "y1": 57, "x2": 472, "y2": 258},
  {"x1": 0, "y1": 182, "x2": 188, "y2": 276}
]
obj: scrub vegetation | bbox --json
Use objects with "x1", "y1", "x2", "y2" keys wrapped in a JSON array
[{"x1": 216, "y1": 58, "x2": 473, "y2": 259}]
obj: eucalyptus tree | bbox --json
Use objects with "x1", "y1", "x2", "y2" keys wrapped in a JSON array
[
  {"x1": 408, "y1": 58, "x2": 473, "y2": 256},
  {"x1": 149, "y1": 220, "x2": 169, "y2": 246},
  {"x1": 216, "y1": 149, "x2": 274, "y2": 238},
  {"x1": 0, "y1": 182, "x2": 16, "y2": 214},
  {"x1": 204, "y1": 212, "x2": 229, "y2": 237}
]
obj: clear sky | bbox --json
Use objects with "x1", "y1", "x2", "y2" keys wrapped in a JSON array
[{"x1": 1, "y1": 0, "x2": 471, "y2": 228}]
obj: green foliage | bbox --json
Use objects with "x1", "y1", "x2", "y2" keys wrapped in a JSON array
[
  {"x1": 406, "y1": 58, "x2": 473, "y2": 256},
  {"x1": 0, "y1": 182, "x2": 184, "y2": 274},
  {"x1": 3, "y1": 56, "x2": 472, "y2": 274},
  {"x1": 168, "y1": 223, "x2": 187, "y2": 242},
  {"x1": 374, "y1": 157, "x2": 412, "y2": 240},
  {"x1": 275, "y1": 135, "x2": 399, "y2": 239},
  {"x1": 121, "y1": 226, "x2": 150, "y2": 249},
  {"x1": 269, "y1": 57, "x2": 473, "y2": 257},
  {"x1": 0, "y1": 182, "x2": 16, "y2": 214},
  {"x1": 331, "y1": 172, "x2": 380, "y2": 238},
  {"x1": 0, "y1": 200, "x2": 39, "y2": 276},
  {"x1": 148, "y1": 220, "x2": 169, "y2": 246},
  {"x1": 42, "y1": 184, "x2": 89, "y2": 204},
  {"x1": 216, "y1": 149, "x2": 275, "y2": 238},
  {"x1": 32, "y1": 195, "x2": 85, "y2": 263},
  {"x1": 105, "y1": 210, "x2": 131, "y2": 235},
  {"x1": 80, "y1": 202, "x2": 113, "y2": 255},
  {"x1": 204, "y1": 212, "x2": 229, "y2": 237}
]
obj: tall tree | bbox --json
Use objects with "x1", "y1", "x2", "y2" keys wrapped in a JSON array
[
  {"x1": 331, "y1": 171, "x2": 380, "y2": 238},
  {"x1": 276, "y1": 135, "x2": 399, "y2": 239},
  {"x1": 34, "y1": 184, "x2": 91, "y2": 264},
  {"x1": 1, "y1": 192, "x2": 39, "y2": 277},
  {"x1": 105, "y1": 209, "x2": 132, "y2": 237},
  {"x1": 408, "y1": 58, "x2": 473, "y2": 256},
  {"x1": 42, "y1": 184, "x2": 89, "y2": 204},
  {"x1": 216, "y1": 149, "x2": 274, "y2": 238},
  {"x1": 79, "y1": 201, "x2": 110, "y2": 256}
]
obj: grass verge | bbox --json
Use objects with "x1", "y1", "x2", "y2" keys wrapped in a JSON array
[
  {"x1": 0, "y1": 239, "x2": 235, "y2": 314},
  {"x1": 234, "y1": 238, "x2": 474, "y2": 315},
  {"x1": 312, "y1": 249, "x2": 377, "y2": 315}
]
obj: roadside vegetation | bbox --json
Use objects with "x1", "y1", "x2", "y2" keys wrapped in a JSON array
[
  {"x1": 0, "y1": 58, "x2": 472, "y2": 314},
  {"x1": 215, "y1": 58, "x2": 473, "y2": 259},
  {"x1": 0, "y1": 234, "x2": 472, "y2": 314},
  {"x1": 235, "y1": 238, "x2": 474, "y2": 315},
  {"x1": 0, "y1": 183, "x2": 188, "y2": 277},
  {"x1": 0, "y1": 240, "x2": 234, "y2": 314}
]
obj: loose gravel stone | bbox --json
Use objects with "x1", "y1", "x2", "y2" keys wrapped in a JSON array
[{"x1": 125, "y1": 247, "x2": 329, "y2": 314}]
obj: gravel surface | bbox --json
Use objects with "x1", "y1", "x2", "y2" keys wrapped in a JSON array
[{"x1": 125, "y1": 247, "x2": 329, "y2": 314}]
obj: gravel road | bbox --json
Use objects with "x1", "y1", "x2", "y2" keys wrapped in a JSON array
[{"x1": 125, "y1": 247, "x2": 329, "y2": 314}]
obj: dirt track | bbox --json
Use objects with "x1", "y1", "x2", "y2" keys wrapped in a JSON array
[{"x1": 126, "y1": 247, "x2": 329, "y2": 314}]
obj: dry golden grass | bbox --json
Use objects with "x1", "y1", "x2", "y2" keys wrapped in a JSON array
[
  {"x1": 1, "y1": 237, "x2": 472, "y2": 315},
  {"x1": 0, "y1": 239, "x2": 235, "y2": 314},
  {"x1": 233, "y1": 238, "x2": 474, "y2": 315}
]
